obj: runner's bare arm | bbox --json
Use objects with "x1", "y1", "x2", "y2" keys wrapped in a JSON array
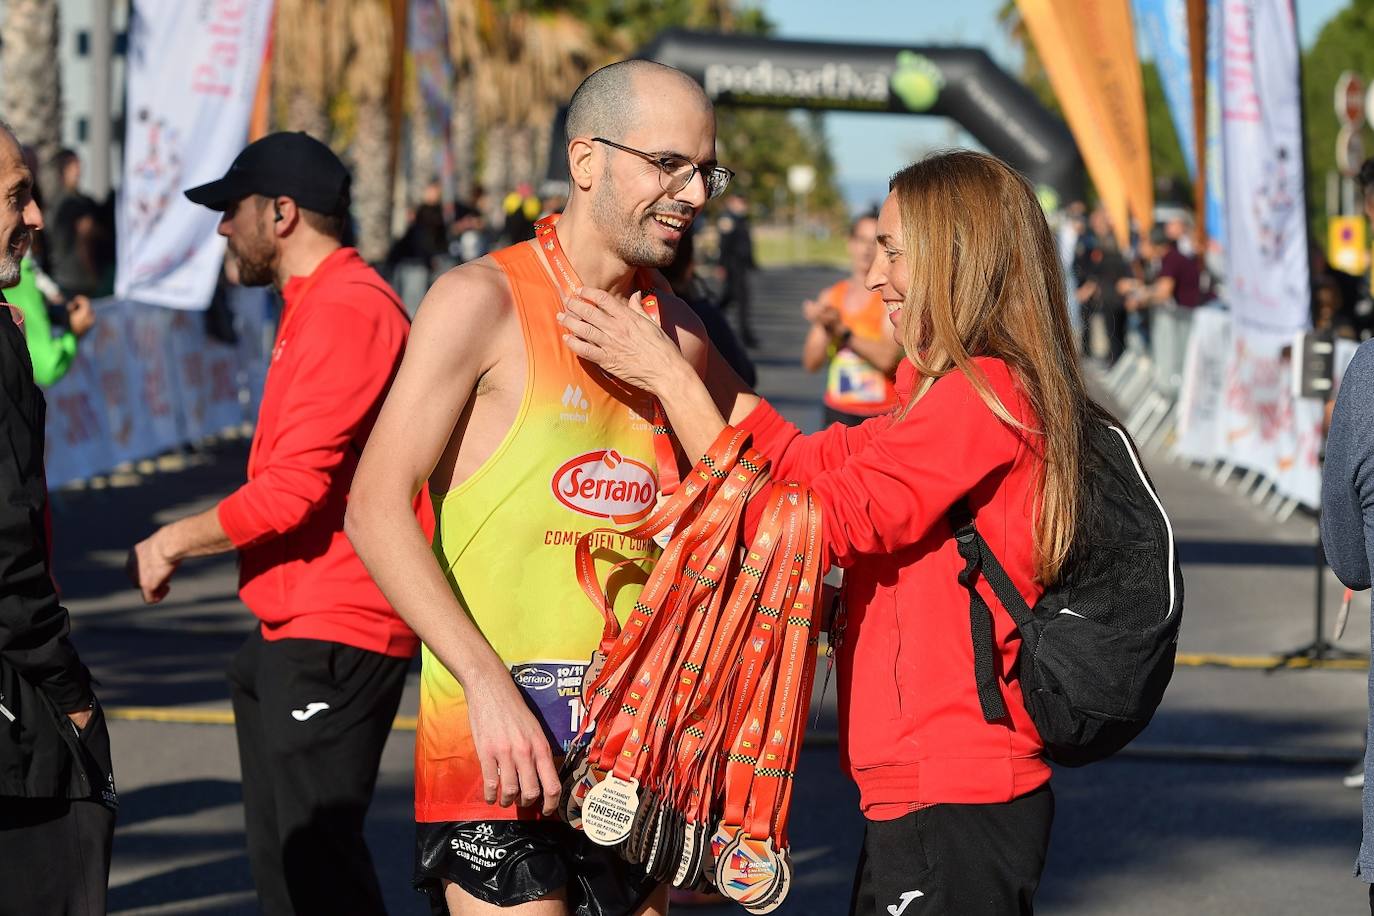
[
  {"x1": 800, "y1": 297, "x2": 837, "y2": 372},
  {"x1": 801, "y1": 320, "x2": 832, "y2": 373},
  {"x1": 347, "y1": 265, "x2": 562, "y2": 815}
]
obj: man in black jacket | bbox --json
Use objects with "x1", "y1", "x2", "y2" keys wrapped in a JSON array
[
  {"x1": 716, "y1": 193, "x2": 759, "y2": 348},
  {"x1": 0, "y1": 119, "x2": 116, "y2": 916}
]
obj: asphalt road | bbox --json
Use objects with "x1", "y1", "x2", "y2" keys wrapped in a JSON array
[{"x1": 51, "y1": 266, "x2": 1373, "y2": 914}]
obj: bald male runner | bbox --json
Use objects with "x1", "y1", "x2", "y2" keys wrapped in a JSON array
[{"x1": 347, "y1": 61, "x2": 743, "y2": 916}]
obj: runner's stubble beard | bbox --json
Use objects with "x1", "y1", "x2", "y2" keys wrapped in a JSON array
[{"x1": 590, "y1": 161, "x2": 686, "y2": 270}]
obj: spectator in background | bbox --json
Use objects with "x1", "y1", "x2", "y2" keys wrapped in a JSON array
[
  {"x1": 0, "y1": 118, "x2": 116, "y2": 916},
  {"x1": 799, "y1": 210, "x2": 902, "y2": 427},
  {"x1": 1057, "y1": 200, "x2": 1087, "y2": 344},
  {"x1": 46, "y1": 149, "x2": 111, "y2": 299},
  {"x1": 1074, "y1": 207, "x2": 1133, "y2": 365},
  {"x1": 6, "y1": 255, "x2": 95, "y2": 387},
  {"x1": 125, "y1": 132, "x2": 427, "y2": 916},
  {"x1": 661, "y1": 226, "x2": 756, "y2": 387},
  {"x1": 387, "y1": 179, "x2": 450, "y2": 314},
  {"x1": 389, "y1": 179, "x2": 449, "y2": 271},
  {"x1": 1315, "y1": 275, "x2": 1357, "y2": 340},
  {"x1": 1137, "y1": 218, "x2": 1208, "y2": 397},
  {"x1": 452, "y1": 186, "x2": 488, "y2": 263},
  {"x1": 1121, "y1": 226, "x2": 1163, "y2": 358},
  {"x1": 6, "y1": 145, "x2": 95, "y2": 386},
  {"x1": 717, "y1": 192, "x2": 758, "y2": 347},
  {"x1": 500, "y1": 182, "x2": 540, "y2": 244}
]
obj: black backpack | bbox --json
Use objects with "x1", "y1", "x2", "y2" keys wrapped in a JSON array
[{"x1": 950, "y1": 416, "x2": 1183, "y2": 766}]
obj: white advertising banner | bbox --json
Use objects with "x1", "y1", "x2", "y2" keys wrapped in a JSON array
[
  {"x1": 116, "y1": 0, "x2": 273, "y2": 309},
  {"x1": 44, "y1": 298, "x2": 271, "y2": 488},
  {"x1": 1219, "y1": 326, "x2": 1289, "y2": 474},
  {"x1": 1174, "y1": 307, "x2": 1231, "y2": 462},
  {"x1": 1271, "y1": 390, "x2": 1323, "y2": 507},
  {"x1": 127, "y1": 305, "x2": 183, "y2": 455},
  {"x1": 43, "y1": 357, "x2": 112, "y2": 489},
  {"x1": 1218, "y1": 0, "x2": 1309, "y2": 334},
  {"x1": 169, "y1": 311, "x2": 244, "y2": 442}
]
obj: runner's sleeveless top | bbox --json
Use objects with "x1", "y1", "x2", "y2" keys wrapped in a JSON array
[
  {"x1": 822, "y1": 279, "x2": 901, "y2": 416},
  {"x1": 416, "y1": 239, "x2": 663, "y2": 822}
]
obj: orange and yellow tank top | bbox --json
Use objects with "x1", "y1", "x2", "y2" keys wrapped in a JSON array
[
  {"x1": 416, "y1": 239, "x2": 662, "y2": 822},
  {"x1": 822, "y1": 279, "x2": 901, "y2": 416}
]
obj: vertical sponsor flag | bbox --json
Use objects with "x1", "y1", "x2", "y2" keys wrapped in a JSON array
[
  {"x1": 1204, "y1": 0, "x2": 1226, "y2": 256},
  {"x1": 1219, "y1": 0, "x2": 1307, "y2": 333},
  {"x1": 1133, "y1": 0, "x2": 1197, "y2": 178},
  {"x1": 1017, "y1": 0, "x2": 1154, "y2": 245},
  {"x1": 408, "y1": 0, "x2": 455, "y2": 212},
  {"x1": 116, "y1": 0, "x2": 274, "y2": 310}
]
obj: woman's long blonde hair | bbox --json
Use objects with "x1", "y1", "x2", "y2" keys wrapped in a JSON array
[{"x1": 890, "y1": 150, "x2": 1095, "y2": 585}]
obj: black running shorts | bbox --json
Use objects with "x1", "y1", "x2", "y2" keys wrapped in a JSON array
[
  {"x1": 415, "y1": 819, "x2": 658, "y2": 916},
  {"x1": 849, "y1": 785, "x2": 1055, "y2": 916}
]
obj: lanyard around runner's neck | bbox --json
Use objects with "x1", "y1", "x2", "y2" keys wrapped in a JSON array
[{"x1": 533, "y1": 214, "x2": 681, "y2": 495}]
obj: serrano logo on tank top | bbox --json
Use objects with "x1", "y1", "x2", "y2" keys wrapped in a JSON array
[{"x1": 552, "y1": 449, "x2": 658, "y2": 521}]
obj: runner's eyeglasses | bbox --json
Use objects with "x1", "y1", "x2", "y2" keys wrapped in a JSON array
[{"x1": 592, "y1": 138, "x2": 734, "y2": 200}]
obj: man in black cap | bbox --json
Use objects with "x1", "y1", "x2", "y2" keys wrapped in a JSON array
[{"x1": 126, "y1": 132, "x2": 427, "y2": 915}]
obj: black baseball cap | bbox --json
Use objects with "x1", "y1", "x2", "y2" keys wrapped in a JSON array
[{"x1": 184, "y1": 131, "x2": 351, "y2": 214}]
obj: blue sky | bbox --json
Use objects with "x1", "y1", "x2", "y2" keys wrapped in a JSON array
[{"x1": 752, "y1": 0, "x2": 1350, "y2": 210}]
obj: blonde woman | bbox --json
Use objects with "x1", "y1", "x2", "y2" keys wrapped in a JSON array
[{"x1": 560, "y1": 150, "x2": 1098, "y2": 915}]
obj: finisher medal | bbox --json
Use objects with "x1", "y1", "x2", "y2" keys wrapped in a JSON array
[{"x1": 580, "y1": 775, "x2": 641, "y2": 847}]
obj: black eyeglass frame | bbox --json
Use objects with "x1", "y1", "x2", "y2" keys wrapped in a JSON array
[{"x1": 591, "y1": 137, "x2": 734, "y2": 200}]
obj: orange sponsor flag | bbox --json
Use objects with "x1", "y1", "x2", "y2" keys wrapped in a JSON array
[{"x1": 1017, "y1": 0, "x2": 1154, "y2": 246}]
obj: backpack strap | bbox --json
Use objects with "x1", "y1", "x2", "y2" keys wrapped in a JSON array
[{"x1": 949, "y1": 504, "x2": 1038, "y2": 724}]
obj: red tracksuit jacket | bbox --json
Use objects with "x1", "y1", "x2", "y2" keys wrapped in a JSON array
[
  {"x1": 740, "y1": 357, "x2": 1050, "y2": 818},
  {"x1": 217, "y1": 247, "x2": 425, "y2": 658}
]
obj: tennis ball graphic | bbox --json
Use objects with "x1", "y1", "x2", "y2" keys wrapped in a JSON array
[{"x1": 891, "y1": 51, "x2": 943, "y2": 111}]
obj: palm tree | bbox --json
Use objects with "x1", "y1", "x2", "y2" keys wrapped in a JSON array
[
  {"x1": 446, "y1": 0, "x2": 491, "y2": 203},
  {"x1": 272, "y1": 0, "x2": 336, "y2": 142},
  {"x1": 0, "y1": 0, "x2": 63, "y2": 203},
  {"x1": 342, "y1": 0, "x2": 394, "y2": 262}
]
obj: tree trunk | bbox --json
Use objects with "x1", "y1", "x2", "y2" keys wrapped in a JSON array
[
  {"x1": 350, "y1": 99, "x2": 392, "y2": 263},
  {"x1": 508, "y1": 124, "x2": 536, "y2": 191},
  {"x1": 528, "y1": 119, "x2": 553, "y2": 191},
  {"x1": 0, "y1": 0, "x2": 63, "y2": 203},
  {"x1": 408, "y1": 98, "x2": 435, "y2": 205},
  {"x1": 282, "y1": 90, "x2": 331, "y2": 142},
  {"x1": 451, "y1": 73, "x2": 478, "y2": 202},
  {"x1": 481, "y1": 122, "x2": 512, "y2": 202}
]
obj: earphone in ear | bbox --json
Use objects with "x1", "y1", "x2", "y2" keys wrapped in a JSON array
[{"x1": 273, "y1": 202, "x2": 284, "y2": 223}]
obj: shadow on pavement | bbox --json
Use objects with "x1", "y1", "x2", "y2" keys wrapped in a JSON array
[
  {"x1": 1177, "y1": 539, "x2": 1320, "y2": 567},
  {"x1": 115, "y1": 778, "x2": 244, "y2": 829}
]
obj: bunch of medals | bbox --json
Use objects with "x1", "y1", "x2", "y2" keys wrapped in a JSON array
[{"x1": 561, "y1": 425, "x2": 822, "y2": 913}]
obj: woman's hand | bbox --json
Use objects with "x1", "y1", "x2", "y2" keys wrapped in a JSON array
[{"x1": 558, "y1": 287, "x2": 690, "y2": 397}]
